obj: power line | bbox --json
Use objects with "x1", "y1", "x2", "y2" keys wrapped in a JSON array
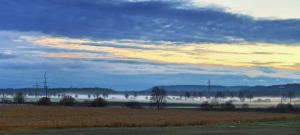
[{"x1": 33, "y1": 81, "x2": 40, "y2": 89}]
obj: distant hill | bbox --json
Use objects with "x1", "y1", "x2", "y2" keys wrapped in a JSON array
[
  {"x1": 145, "y1": 83, "x2": 300, "y2": 96},
  {"x1": 1, "y1": 83, "x2": 299, "y2": 96},
  {"x1": 157, "y1": 85, "x2": 249, "y2": 92},
  {"x1": 141, "y1": 85, "x2": 249, "y2": 95},
  {"x1": 0, "y1": 87, "x2": 117, "y2": 95},
  {"x1": 243, "y1": 83, "x2": 300, "y2": 91},
  {"x1": 242, "y1": 83, "x2": 300, "y2": 96}
]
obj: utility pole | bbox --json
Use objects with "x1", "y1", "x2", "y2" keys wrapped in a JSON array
[
  {"x1": 44, "y1": 72, "x2": 48, "y2": 98},
  {"x1": 33, "y1": 81, "x2": 40, "y2": 97},
  {"x1": 207, "y1": 79, "x2": 211, "y2": 99},
  {"x1": 279, "y1": 86, "x2": 284, "y2": 104},
  {"x1": 1, "y1": 90, "x2": 4, "y2": 98}
]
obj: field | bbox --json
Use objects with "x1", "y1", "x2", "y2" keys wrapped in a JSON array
[
  {"x1": 0, "y1": 106, "x2": 300, "y2": 130},
  {"x1": 1, "y1": 121, "x2": 300, "y2": 135}
]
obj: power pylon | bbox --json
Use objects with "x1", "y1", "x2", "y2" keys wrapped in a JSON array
[{"x1": 44, "y1": 72, "x2": 48, "y2": 98}]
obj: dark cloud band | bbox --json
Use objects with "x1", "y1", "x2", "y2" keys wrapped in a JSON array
[{"x1": 0, "y1": 0, "x2": 299, "y2": 44}]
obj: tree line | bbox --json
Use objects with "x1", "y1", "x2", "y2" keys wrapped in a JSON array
[{"x1": 1, "y1": 86, "x2": 168, "y2": 110}]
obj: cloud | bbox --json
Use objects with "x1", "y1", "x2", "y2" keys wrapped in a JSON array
[
  {"x1": 0, "y1": 53, "x2": 17, "y2": 59},
  {"x1": 24, "y1": 36, "x2": 300, "y2": 71},
  {"x1": 0, "y1": 1, "x2": 300, "y2": 89},
  {"x1": 1, "y1": 30, "x2": 300, "y2": 80},
  {"x1": 0, "y1": 57, "x2": 89, "y2": 71},
  {"x1": 0, "y1": 0, "x2": 300, "y2": 44},
  {"x1": 191, "y1": 0, "x2": 300, "y2": 19}
]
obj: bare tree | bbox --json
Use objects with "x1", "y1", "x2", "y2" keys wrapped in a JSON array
[
  {"x1": 33, "y1": 81, "x2": 40, "y2": 97},
  {"x1": 1, "y1": 90, "x2": 5, "y2": 99},
  {"x1": 124, "y1": 93, "x2": 129, "y2": 99},
  {"x1": 287, "y1": 91, "x2": 296, "y2": 103},
  {"x1": 14, "y1": 92, "x2": 25, "y2": 104},
  {"x1": 192, "y1": 92, "x2": 198, "y2": 100},
  {"x1": 184, "y1": 91, "x2": 190, "y2": 100},
  {"x1": 238, "y1": 91, "x2": 245, "y2": 102},
  {"x1": 280, "y1": 93, "x2": 287, "y2": 103},
  {"x1": 229, "y1": 91, "x2": 235, "y2": 99},
  {"x1": 221, "y1": 92, "x2": 226, "y2": 102},
  {"x1": 150, "y1": 87, "x2": 167, "y2": 110},
  {"x1": 95, "y1": 93, "x2": 100, "y2": 98},
  {"x1": 179, "y1": 94, "x2": 183, "y2": 100},
  {"x1": 102, "y1": 92, "x2": 109, "y2": 99},
  {"x1": 215, "y1": 91, "x2": 225, "y2": 102},
  {"x1": 246, "y1": 93, "x2": 254, "y2": 102},
  {"x1": 198, "y1": 92, "x2": 203, "y2": 101},
  {"x1": 133, "y1": 92, "x2": 138, "y2": 99}
]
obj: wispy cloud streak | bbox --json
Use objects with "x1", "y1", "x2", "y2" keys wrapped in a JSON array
[{"x1": 23, "y1": 36, "x2": 300, "y2": 70}]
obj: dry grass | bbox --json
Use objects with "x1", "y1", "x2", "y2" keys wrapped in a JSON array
[{"x1": 0, "y1": 106, "x2": 300, "y2": 130}]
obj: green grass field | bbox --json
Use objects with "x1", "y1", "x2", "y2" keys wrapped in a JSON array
[
  {"x1": 1, "y1": 120, "x2": 300, "y2": 135},
  {"x1": 231, "y1": 120, "x2": 300, "y2": 128}
]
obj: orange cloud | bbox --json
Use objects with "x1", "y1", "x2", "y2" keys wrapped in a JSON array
[{"x1": 29, "y1": 37, "x2": 300, "y2": 70}]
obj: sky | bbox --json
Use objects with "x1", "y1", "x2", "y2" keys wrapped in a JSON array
[{"x1": 0, "y1": 0, "x2": 300, "y2": 90}]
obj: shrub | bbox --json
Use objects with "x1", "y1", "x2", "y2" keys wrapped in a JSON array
[
  {"x1": 276, "y1": 103, "x2": 294, "y2": 112},
  {"x1": 200, "y1": 102, "x2": 214, "y2": 111},
  {"x1": 90, "y1": 98, "x2": 108, "y2": 107},
  {"x1": 1, "y1": 98, "x2": 12, "y2": 104},
  {"x1": 267, "y1": 106, "x2": 275, "y2": 112},
  {"x1": 125, "y1": 101, "x2": 143, "y2": 109},
  {"x1": 14, "y1": 92, "x2": 25, "y2": 104},
  {"x1": 242, "y1": 104, "x2": 249, "y2": 109},
  {"x1": 59, "y1": 96, "x2": 76, "y2": 106},
  {"x1": 36, "y1": 97, "x2": 51, "y2": 106},
  {"x1": 294, "y1": 104, "x2": 300, "y2": 109},
  {"x1": 221, "y1": 102, "x2": 235, "y2": 111}
]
